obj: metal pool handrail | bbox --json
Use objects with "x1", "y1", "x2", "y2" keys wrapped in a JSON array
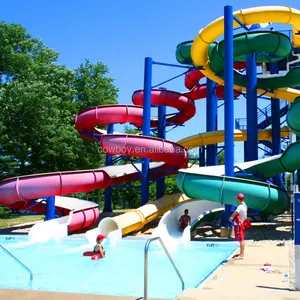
[
  {"x1": 144, "y1": 237, "x2": 184, "y2": 300},
  {"x1": 0, "y1": 244, "x2": 33, "y2": 286}
]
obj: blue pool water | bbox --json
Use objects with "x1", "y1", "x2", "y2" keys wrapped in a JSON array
[{"x1": 0, "y1": 235, "x2": 238, "y2": 299}]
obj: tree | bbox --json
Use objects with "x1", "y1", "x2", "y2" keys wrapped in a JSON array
[
  {"x1": 218, "y1": 151, "x2": 224, "y2": 165},
  {"x1": 286, "y1": 172, "x2": 298, "y2": 192},
  {"x1": 0, "y1": 21, "x2": 58, "y2": 82},
  {"x1": 0, "y1": 22, "x2": 118, "y2": 180}
]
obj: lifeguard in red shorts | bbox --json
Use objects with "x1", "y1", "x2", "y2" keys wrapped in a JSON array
[{"x1": 229, "y1": 193, "x2": 248, "y2": 260}]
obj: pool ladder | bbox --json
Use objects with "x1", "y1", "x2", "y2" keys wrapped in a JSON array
[
  {"x1": 144, "y1": 237, "x2": 184, "y2": 300},
  {"x1": 0, "y1": 244, "x2": 33, "y2": 287}
]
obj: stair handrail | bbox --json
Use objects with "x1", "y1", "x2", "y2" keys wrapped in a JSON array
[{"x1": 144, "y1": 236, "x2": 184, "y2": 300}]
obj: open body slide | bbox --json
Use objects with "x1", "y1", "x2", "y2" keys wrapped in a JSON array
[{"x1": 152, "y1": 200, "x2": 223, "y2": 246}]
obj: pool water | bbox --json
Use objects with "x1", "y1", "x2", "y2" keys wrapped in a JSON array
[{"x1": 0, "y1": 235, "x2": 238, "y2": 299}]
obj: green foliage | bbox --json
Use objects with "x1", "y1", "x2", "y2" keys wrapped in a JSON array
[
  {"x1": 0, "y1": 22, "x2": 118, "y2": 180},
  {"x1": 218, "y1": 151, "x2": 224, "y2": 165},
  {"x1": 0, "y1": 21, "x2": 58, "y2": 82},
  {"x1": 123, "y1": 125, "x2": 141, "y2": 135},
  {"x1": 286, "y1": 173, "x2": 298, "y2": 192},
  {"x1": 73, "y1": 59, "x2": 118, "y2": 111}
]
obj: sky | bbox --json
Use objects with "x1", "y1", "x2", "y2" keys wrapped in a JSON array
[{"x1": 2, "y1": 0, "x2": 299, "y2": 164}]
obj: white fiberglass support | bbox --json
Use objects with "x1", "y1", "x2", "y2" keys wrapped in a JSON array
[
  {"x1": 28, "y1": 195, "x2": 99, "y2": 243},
  {"x1": 152, "y1": 200, "x2": 223, "y2": 247},
  {"x1": 85, "y1": 227, "x2": 100, "y2": 245},
  {"x1": 28, "y1": 214, "x2": 71, "y2": 243},
  {"x1": 85, "y1": 217, "x2": 122, "y2": 247}
]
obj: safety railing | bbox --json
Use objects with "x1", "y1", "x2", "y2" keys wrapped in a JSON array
[
  {"x1": 0, "y1": 244, "x2": 33, "y2": 286},
  {"x1": 257, "y1": 100, "x2": 288, "y2": 127},
  {"x1": 144, "y1": 237, "x2": 184, "y2": 300},
  {"x1": 235, "y1": 100, "x2": 289, "y2": 131}
]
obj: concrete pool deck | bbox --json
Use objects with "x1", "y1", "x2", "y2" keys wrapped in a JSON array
[
  {"x1": 177, "y1": 241, "x2": 299, "y2": 300},
  {"x1": 1, "y1": 241, "x2": 299, "y2": 300}
]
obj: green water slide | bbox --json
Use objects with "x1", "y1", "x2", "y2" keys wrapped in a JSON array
[
  {"x1": 177, "y1": 31, "x2": 300, "y2": 89},
  {"x1": 176, "y1": 31, "x2": 300, "y2": 215}
]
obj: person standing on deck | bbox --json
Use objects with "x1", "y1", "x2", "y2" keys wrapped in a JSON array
[{"x1": 229, "y1": 193, "x2": 248, "y2": 260}]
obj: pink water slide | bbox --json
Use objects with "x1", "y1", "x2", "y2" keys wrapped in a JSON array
[{"x1": 0, "y1": 73, "x2": 224, "y2": 233}]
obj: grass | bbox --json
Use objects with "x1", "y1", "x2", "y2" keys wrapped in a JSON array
[
  {"x1": 0, "y1": 207, "x2": 129, "y2": 229},
  {"x1": 0, "y1": 207, "x2": 44, "y2": 229},
  {"x1": 112, "y1": 209, "x2": 129, "y2": 213}
]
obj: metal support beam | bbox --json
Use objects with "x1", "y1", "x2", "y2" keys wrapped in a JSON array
[
  {"x1": 224, "y1": 5, "x2": 234, "y2": 229},
  {"x1": 206, "y1": 79, "x2": 218, "y2": 166},
  {"x1": 270, "y1": 63, "x2": 282, "y2": 186},
  {"x1": 141, "y1": 57, "x2": 152, "y2": 205},
  {"x1": 199, "y1": 147, "x2": 205, "y2": 166},
  {"x1": 104, "y1": 123, "x2": 114, "y2": 212},
  {"x1": 45, "y1": 196, "x2": 55, "y2": 221},
  {"x1": 156, "y1": 103, "x2": 166, "y2": 199},
  {"x1": 294, "y1": 193, "x2": 300, "y2": 290},
  {"x1": 245, "y1": 53, "x2": 258, "y2": 162},
  {"x1": 297, "y1": 136, "x2": 300, "y2": 191}
]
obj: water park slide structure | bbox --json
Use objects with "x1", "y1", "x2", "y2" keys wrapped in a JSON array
[
  {"x1": 0, "y1": 68, "x2": 242, "y2": 241},
  {"x1": 1, "y1": 5, "x2": 300, "y2": 243},
  {"x1": 95, "y1": 128, "x2": 290, "y2": 242},
  {"x1": 96, "y1": 7, "x2": 300, "y2": 241},
  {"x1": 0, "y1": 80, "x2": 225, "y2": 238},
  {"x1": 136, "y1": 6, "x2": 300, "y2": 245},
  {"x1": 176, "y1": 6, "x2": 300, "y2": 215},
  {"x1": 0, "y1": 89, "x2": 288, "y2": 242}
]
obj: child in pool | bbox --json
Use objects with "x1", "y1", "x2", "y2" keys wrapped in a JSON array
[{"x1": 94, "y1": 234, "x2": 106, "y2": 257}]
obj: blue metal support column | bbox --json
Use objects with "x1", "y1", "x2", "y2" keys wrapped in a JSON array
[
  {"x1": 141, "y1": 57, "x2": 152, "y2": 205},
  {"x1": 297, "y1": 136, "x2": 300, "y2": 191},
  {"x1": 206, "y1": 78, "x2": 218, "y2": 166},
  {"x1": 294, "y1": 193, "x2": 300, "y2": 289},
  {"x1": 243, "y1": 141, "x2": 247, "y2": 162},
  {"x1": 104, "y1": 123, "x2": 114, "y2": 212},
  {"x1": 156, "y1": 104, "x2": 166, "y2": 199},
  {"x1": 45, "y1": 196, "x2": 55, "y2": 221},
  {"x1": 199, "y1": 147, "x2": 205, "y2": 166},
  {"x1": 270, "y1": 63, "x2": 281, "y2": 186},
  {"x1": 224, "y1": 5, "x2": 234, "y2": 229},
  {"x1": 245, "y1": 53, "x2": 258, "y2": 162}
]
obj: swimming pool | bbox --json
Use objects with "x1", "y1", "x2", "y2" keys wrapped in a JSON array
[{"x1": 0, "y1": 235, "x2": 238, "y2": 299}]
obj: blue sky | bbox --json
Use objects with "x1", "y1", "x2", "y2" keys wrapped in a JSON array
[{"x1": 2, "y1": 0, "x2": 299, "y2": 163}]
